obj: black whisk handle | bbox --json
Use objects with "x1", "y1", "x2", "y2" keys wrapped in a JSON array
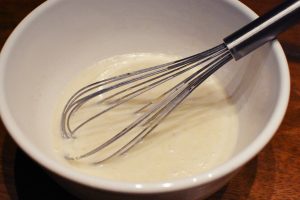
[{"x1": 224, "y1": 0, "x2": 300, "y2": 60}]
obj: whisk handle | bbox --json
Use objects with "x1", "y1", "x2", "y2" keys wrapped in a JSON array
[{"x1": 224, "y1": 0, "x2": 300, "y2": 60}]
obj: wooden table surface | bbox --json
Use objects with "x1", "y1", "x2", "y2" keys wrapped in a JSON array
[{"x1": 0, "y1": 0, "x2": 299, "y2": 199}]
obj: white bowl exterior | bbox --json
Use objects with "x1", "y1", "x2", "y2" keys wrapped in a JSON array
[{"x1": 0, "y1": 0, "x2": 290, "y2": 198}]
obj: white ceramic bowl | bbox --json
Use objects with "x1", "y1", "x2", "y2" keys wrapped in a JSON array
[{"x1": 0, "y1": 0, "x2": 289, "y2": 199}]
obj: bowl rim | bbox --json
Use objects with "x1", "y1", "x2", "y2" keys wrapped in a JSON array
[{"x1": 0, "y1": 0, "x2": 290, "y2": 194}]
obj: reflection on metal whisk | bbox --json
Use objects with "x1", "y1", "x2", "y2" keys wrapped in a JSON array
[{"x1": 61, "y1": 0, "x2": 300, "y2": 164}]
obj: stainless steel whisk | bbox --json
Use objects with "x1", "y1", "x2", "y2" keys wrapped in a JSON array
[{"x1": 61, "y1": 0, "x2": 300, "y2": 164}]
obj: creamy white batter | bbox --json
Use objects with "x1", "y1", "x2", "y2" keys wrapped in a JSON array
[{"x1": 53, "y1": 53, "x2": 238, "y2": 182}]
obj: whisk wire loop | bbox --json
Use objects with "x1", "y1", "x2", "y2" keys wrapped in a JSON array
[{"x1": 62, "y1": 44, "x2": 233, "y2": 163}]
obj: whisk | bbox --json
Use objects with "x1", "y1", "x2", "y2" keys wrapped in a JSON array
[{"x1": 61, "y1": 0, "x2": 300, "y2": 164}]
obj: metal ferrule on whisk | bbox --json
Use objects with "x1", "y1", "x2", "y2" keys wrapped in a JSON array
[{"x1": 224, "y1": 0, "x2": 300, "y2": 60}]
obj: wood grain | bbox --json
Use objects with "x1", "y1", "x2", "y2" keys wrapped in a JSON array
[{"x1": 0, "y1": 1, "x2": 299, "y2": 199}]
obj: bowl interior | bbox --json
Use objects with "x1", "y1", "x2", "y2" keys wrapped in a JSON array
[{"x1": 0, "y1": 0, "x2": 287, "y2": 191}]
